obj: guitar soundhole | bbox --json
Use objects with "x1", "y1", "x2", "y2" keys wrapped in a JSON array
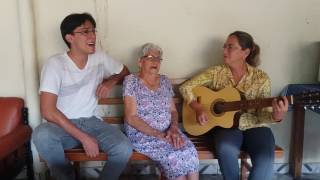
[
  {"x1": 213, "y1": 102, "x2": 224, "y2": 114},
  {"x1": 211, "y1": 99, "x2": 225, "y2": 117}
]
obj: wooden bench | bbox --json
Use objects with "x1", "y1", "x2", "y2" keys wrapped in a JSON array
[{"x1": 62, "y1": 81, "x2": 283, "y2": 180}]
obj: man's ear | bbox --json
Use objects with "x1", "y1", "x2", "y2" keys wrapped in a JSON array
[{"x1": 65, "y1": 34, "x2": 73, "y2": 44}]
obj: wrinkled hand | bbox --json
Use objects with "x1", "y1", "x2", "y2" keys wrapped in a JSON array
[
  {"x1": 81, "y1": 135, "x2": 99, "y2": 158},
  {"x1": 155, "y1": 131, "x2": 171, "y2": 143},
  {"x1": 272, "y1": 96, "x2": 289, "y2": 121},
  {"x1": 165, "y1": 125, "x2": 184, "y2": 149},
  {"x1": 96, "y1": 80, "x2": 114, "y2": 98}
]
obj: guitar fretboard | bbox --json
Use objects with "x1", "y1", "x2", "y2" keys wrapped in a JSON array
[{"x1": 214, "y1": 95, "x2": 293, "y2": 113}]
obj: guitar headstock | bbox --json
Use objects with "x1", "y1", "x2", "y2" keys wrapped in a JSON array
[{"x1": 293, "y1": 91, "x2": 320, "y2": 109}]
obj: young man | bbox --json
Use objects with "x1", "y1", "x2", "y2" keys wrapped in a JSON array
[{"x1": 32, "y1": 13, "x2": 132, "y2": 180}]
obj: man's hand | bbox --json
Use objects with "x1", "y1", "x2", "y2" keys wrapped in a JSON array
[
  {"x1": 81, "y1": 134, "x2": 100, "y2": 158},
  {"x1": 272, "y1": 96, "x2": 289, "y2": 121},
  {"x1": 96, "y1": 66, "x2": 130, "y2": 98},
  {"x1": 165, "y1": 125, "x2": 184, "y2": 149},
  {"x1": 96, "y1": 79, "x2": 115, "y2": 98}
]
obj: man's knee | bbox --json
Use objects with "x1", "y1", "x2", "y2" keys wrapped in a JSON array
[
  {"x1": 32, "y1": 124, "x2": 49, "y2": 145},
  {"x1": 115, "y1": 139, "x2": 133, "y2": 157},
  {"x1": 107, "y1": 138, "x2": 133, "y2": 161},
  {"x1": 99, "y1": 130, "x2": 133, "y2": 154},
  {"x1": 32, "y1": 123, "x2": 59, "y2": 149}
]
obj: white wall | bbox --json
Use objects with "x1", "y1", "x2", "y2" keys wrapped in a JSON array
[
  {"x1": 0, "y1": 0, "x2": 25, "y2": 97},
  {"x1": 1, "y1": 0, "x2": 320, "y2": 177},
  {"x1": 106, "y1": 0, "x2": 320, "y2": 93},
  {"x1": 102, "y1": 0, "x2": 320, "y2": 164}
]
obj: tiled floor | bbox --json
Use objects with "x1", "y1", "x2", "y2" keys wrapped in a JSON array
[
  {"x1": 274, "y1": 174, "x2": 320, "y2": 180},
  {"x1": 14, "y1": 167, "x2": 320, "y2": 180},
  {"x1": 15, "y1": 174, "x2": 320, "y2": 180},
  {"x1": 118, "y1": 174, "x2": 320, "y2": 180}
]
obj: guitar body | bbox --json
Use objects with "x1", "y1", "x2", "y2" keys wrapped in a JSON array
[{"x1": 183, "y1": 86, "x2": 241, "y2": 136}]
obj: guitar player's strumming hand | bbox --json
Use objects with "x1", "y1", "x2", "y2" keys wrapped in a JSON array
[
  {"x1": 272, "y1": 96, "x2": 289, "y2": 121},
  {"x1": 190, "y1": 100, "x2": 209, "y2": 125}
]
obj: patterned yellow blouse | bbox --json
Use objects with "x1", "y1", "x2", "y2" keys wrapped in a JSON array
[{"x1": 179, "y1": 63, "x2": 275, "y2": 130}]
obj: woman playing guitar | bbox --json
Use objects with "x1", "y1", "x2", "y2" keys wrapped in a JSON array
[{"x1": 180, "y1": 31, "x2": 288, "y2": 180}]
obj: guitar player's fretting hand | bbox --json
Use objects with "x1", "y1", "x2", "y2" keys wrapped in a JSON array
[
  {"x1": 190, "y1": 101, "x2": 209, "y2": 125},
  {"x1": 271, "y1": 96, "x2": 289, "y2": 121}
]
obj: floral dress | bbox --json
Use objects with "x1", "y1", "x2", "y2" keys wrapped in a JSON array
[{"x1": 123, "y1": 74, "x2": 199, "y2": 179}]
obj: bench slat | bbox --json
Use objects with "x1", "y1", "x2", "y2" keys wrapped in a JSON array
[
  {"x1": 64, "y1": 144, "x2": 283, "y2": 162},
  {"x1": 99, "y1": 98, "x2": 123, "y2": 105},
  {"x1": 103, "y1": 117, "x2": 123, "y2": 124},
  {"x1": 103, "y1": 117, "x2": 182, "y2": 124},
  {"x1": 98, "y1": 97, "x2": 181, "y2": 105}
]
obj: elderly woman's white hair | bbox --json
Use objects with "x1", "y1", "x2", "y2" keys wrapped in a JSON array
[{"x1": 140, "y1": 43, "x2": 163, "y2": 58}]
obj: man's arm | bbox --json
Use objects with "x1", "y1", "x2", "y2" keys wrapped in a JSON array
[
  {"x1": 96, "y1": 65, "x2": 130, "y2": 98},
  {"x1": 40, "y1": 92, "x2": 99, "y2": 157}
]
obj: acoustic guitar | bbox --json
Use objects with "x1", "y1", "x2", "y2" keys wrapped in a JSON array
[{"x1": 182, "y1": 86, "x2": 319, "y2": 136}]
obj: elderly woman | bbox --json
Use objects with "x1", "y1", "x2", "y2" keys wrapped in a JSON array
[
  {"x1": 180, "y1": 31, "x2": 288, "y2": 180},
  {"x1": 123, "y1": 43, "x2": 199, "y2": 180}
]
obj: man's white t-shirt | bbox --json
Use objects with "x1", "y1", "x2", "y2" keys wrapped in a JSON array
[{"x1": 39, "y1": 51, "x2": 124, "y2": 119}]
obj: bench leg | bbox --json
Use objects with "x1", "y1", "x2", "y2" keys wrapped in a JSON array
[
  {"x1": 25, "y1": 141, "x2": 34, "y2": 180},
  {"x1": 159, "y1": 173, "x2": 166, "y2": 180},
  {"x1": 73, "y1": 162, "x2": 80, "y2": 180},
  {"x1": 240, "y1": 158, "x2": 251, "y2": 180},
  {"x1": 157, "y1": 168, "x2": 166, "y2": 180}
]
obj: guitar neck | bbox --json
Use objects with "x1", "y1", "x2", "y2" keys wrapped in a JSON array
[{"x1": 220, "y1": 95, "x2": 294, "y2": 112}]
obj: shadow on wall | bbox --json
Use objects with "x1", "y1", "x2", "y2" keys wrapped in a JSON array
[
  {"x1": 317, "y1": 42, "x2": 320, "y2": 82},
  {"x1": 303, "y1": 110, "x2": 320, "y2": 162},
  {"x1": 126, "y1": 46, "x2": 141, "y2": 73},
  {"x1": 188, "y1": 37, "x2": 225, "y2": 78},
  {"x1": 126, "y1": 37, "x2": 226, "y2": 77},
  {"x1": 290, "y1": 42, "x2": 320, "y2": 83}
]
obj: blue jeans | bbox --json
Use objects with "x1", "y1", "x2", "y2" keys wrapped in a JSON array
[
  {"x1": 32, "y1": 116, "x2": 133, "y2": 180},
  {"x1": 213, "y1": 127, "x2": 275, "y2": 180}
]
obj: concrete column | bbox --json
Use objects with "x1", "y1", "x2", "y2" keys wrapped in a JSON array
[{"x1": 17, "y1": 0, "x2": 44, "y2": 179}]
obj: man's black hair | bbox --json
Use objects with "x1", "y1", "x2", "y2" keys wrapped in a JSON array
[{"x1": 60, "y1": 13, "x2": 96, "y2": 48}]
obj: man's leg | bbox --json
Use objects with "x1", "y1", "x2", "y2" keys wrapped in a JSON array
[
  {"x1": 32, "y1": 122, "x2": 80, "y2": 180},
  {"x1": 243, "y1": 127, "x2": 275, "y2": 180},
  {"x1": 213, "y1": 127, "x2": 243, "y2": 180},
  {"x1": 82, "y1": 117, "x2": 133, "y2": 180}
]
